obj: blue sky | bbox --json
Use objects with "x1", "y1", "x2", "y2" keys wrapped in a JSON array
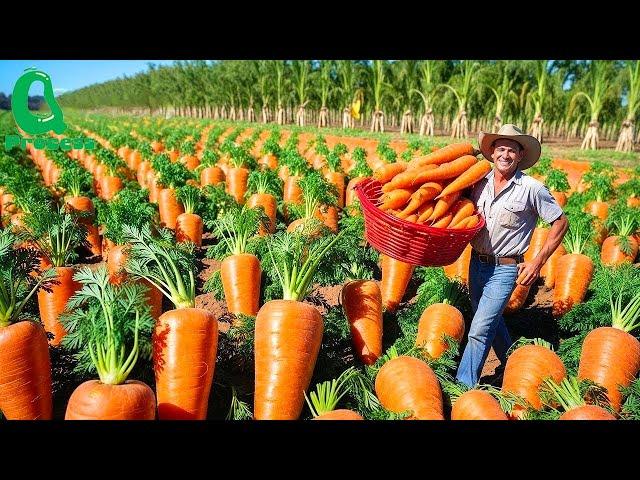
[{"x1": 0, "y1": 60, "x2": 177, "y2": 96}]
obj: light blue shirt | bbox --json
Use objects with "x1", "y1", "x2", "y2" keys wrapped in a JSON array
[{"x1": 469, "y1": 169, "x2": 564, "y2": 257}]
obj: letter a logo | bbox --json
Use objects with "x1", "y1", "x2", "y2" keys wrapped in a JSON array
[{"x1": 11, "y1": 68, "x2": 67, "y2": 135}]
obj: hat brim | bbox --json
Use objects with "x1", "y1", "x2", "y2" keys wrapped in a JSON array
[{"x1": 478, "y1": 131, "x2": 541, "y2": 171}]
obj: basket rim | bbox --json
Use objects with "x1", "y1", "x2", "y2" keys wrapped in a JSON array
[{"x1": 354, "y1": 177, "x2": 485, "y2": 234}]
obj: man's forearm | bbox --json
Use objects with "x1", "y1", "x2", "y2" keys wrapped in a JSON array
[{"x1": 534, "y1": 215, "x2": 569, "y2": 266}]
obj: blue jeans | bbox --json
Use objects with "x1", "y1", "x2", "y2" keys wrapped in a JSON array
[{"x1": 455, "y1": 256, "x2": 518, "y2": 387}]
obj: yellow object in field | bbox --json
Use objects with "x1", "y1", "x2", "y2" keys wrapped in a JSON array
[{"x1": 351, "y1": 99, "x2": 361, "y2": 120}]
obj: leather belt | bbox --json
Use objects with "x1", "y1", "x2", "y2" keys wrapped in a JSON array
[{"x1": 471, "y1": 250, "x2": 524, "y2": 265}]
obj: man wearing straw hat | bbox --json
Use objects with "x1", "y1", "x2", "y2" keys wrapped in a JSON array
[{"x1": 455, "y1": 124, "x2": 568, "y2": 388}]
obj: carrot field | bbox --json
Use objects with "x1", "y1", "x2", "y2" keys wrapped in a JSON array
[{"x1": 1, "y1": 105, "x2": 639, "y2": 421}]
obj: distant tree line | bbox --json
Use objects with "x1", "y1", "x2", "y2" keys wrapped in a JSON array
[{"x1": 0, "y1": 92, "x2": 46, "y2": 111}]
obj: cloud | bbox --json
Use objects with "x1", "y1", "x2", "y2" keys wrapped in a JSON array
[{"x1": 53, "y1": 87, "x2": 68, "y2": 94}]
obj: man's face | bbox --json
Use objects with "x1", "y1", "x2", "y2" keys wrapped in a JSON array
[{"x1": 491, "y1": 139, "x2": 524, "y2": 176}]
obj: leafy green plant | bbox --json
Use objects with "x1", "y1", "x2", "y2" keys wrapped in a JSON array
[
  {"x1": 60, "y1": 266, "x2": 154, "y2": 382},
  {"x1": 96, "y1": 188, "x2": 157, "y2": 246},
  {"x1": 0, "y1": 228, "x2": 56, "y2": 327},
  {"x1": 23, "y1": 203, "x2": 88, "y2": 267},
  {"x1": 123, "y1": 224, "x2": 197, "y2": 309}
]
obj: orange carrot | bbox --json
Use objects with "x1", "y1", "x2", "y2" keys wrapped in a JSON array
[
  {"x1": 559, "y1": 405, "x2": 616, "y2": 420},
  {"x1": 65, "y1": 380, "x2": 156, "y2": 420},
  {"x1": 176, "y1": 213, "x2": 203, "y2": 247},
  {"x1": 503, "y1": 283, "x2": 532, "y2": 314},
  {"x1": 601, "y1": 236, "x2": 638, "y2": 266},
  {"x1": 502, "y1": 343, "x2": 566, "y2": 419},
  {"x1": 450, "y1": 214, "x2": 480, "y2": 229},
  {"x1": 0, "y1": 321, "x2": 52, "y2": 419},
  {"x1": 435, "y1": 159, "x2": 492, "y2": 199},
  {"x1": 313, "y1": 409, "x2": 364, "y2": 420},
  {"x1": 578, "y1": 328, "x2": 640, "y2": 412},
  {"x1": 220, "y1": 253, "x2": 262, "y2": 317},
  {"x1": 412, "y1": 155, "x2": 479, "y2": 187},
  {"x1": 551, "y1": 190, "x2": 567, "y2": 208},
  {"x1": 431, "y1": 211, "x2": 454, "y2": 228},
  {"x1": 247, "y1": 193, "x2": 277, "y2": 235},
  {"x1": 345, "y1": 177, "x2": 367, "y2": 209},
  {"x1": 408, "y1": 142, "x2": 475, "y2": 169},
  {"x1": 154, "y1": 308, "x2": 218, "y2": 420},
  {"x1": 101, "y1": 175, "x2": 123, "y2": 201},
  {"x1": 375, "y1": 355, "x2": 444, "y2": 420},
  {"x1": 37, "y1": 266, "x2": 81, "y2": 346},
  {"x1": 416, "y1": 202, "x2": 436, "y2": 223},
  {"x1": 380, "y1": 254, "x2": 415, "y2": 312},
  {"x1": 385, "y1": 164, "x2": 438, "y2": 190},
  {"x1": 541, "y1": 244, "x2": 566, "y2": 289},
  {"x1": 373, "y1": 161, "x2": 408, "y2": 184},
  {"x1": 379, "y1": 188, "x2": 413, "y2": 211},
  {"x1": 448, "y1": 198, "x2": 475, "y2": 227},
  {"x1": 397, "y1": 182, "x2": 442, "y2": 218},
  {"x1": 427, "y1": 191, "x2": 462, "y2": 223},
  {"x1": 585, "y1": 200, "x2": 609, "y2": 222},
  {"x1": 254, "y1": 300, "x2": 323, "y2": 419},
  {"x1": 315, "y1": 204, "x2": 339, "y2": 233},
  {"x1": 341, "y1": 280, "x2": 383, "y2": 365},
  {"x1": 443, "y1": 244, "x2": 472, "y2": 285},
  {"x1": 107, "y1": 244, "x2": 129, "y2": 286},
  {"x1": 451, "y1": 390, "x2": 508, "y2": 420},
  {"x1": 416, "y1": 303, "x2": 465, "y2": 358},
  {"x1": 200, "y1": 166, "x2": 225, "y2": 187},
  {"x1": 552, "y1": 254, "x2": 594, "y2": 317},
  {"x1": 226, "y1": 167, "x2": 250, "y2": 205},
  {"x1": 158, "y1": 188, "x2": 185, "y2": 230}
]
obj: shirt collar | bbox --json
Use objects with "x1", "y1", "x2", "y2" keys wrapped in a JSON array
[{"x1": 487, "y1": 167, "x2": 522, "y2": 185}]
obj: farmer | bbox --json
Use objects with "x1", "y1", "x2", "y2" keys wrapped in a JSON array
[{"x1": 455, "y1": 124, "x2": 568, "y2": 387}]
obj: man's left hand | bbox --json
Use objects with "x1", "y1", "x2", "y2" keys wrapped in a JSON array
[{"x1": 516, "y1": 260, "x2": 543, "y2": 286}]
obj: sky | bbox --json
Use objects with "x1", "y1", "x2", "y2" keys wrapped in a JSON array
[{"x1": 0, "y1": 60, "x2": 177, "y2": 97}]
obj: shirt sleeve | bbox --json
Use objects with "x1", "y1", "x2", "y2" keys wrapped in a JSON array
[{"x1": 533, "y1": 184, "x2": 564, "y2": 224}]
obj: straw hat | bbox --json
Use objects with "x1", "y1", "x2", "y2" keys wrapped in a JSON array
[{"x1": 478, "y1": 124, "x2": 541, "y2": 171}]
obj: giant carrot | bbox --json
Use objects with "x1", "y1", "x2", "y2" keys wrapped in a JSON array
[
  {"x1": 62, "y1": 266, "x2": 156, "y2": 420},
  {"x1": 375, "y1": 355, "x2": 444, "y2": 420},
  {"x1": 124, "y1": 225, "x2": 218, "y2": 420},
  {"x1": 443, "y1": 244, "x2": 472, "y2": 285},
  {"x1": 341, "y1": 280, "x2": 383, "y2": 365},
  {"x1": 416, "y1": 303, "x2": 465, "y2": 359},
  {"x1": 502, "y1": 340, "x2": 566, "y2": 419},
  {"x1": 380, "y1": 254, "x2": 415, "y2": 312},
  {"x1": 254, "y1": 230, "x2": 344, "y2": 419},
  {"x1": 449, "y1": 387, "x2": 508, "y2": 420},
  {"x1": 0, "y1": 230, "x2": 55, "y2": 419},
  {"x1": 158, "y1": 188, "x2": 185, "y2": 230},
  {"x1": 175, "y1": 185, "x2": 204, "y2": 247},
  {"x1": 227, "y1": 167, "x2": 250, "y2": 205},
  {"x1": 601, "y1": 213, "x2": 638, "y2": 266},
  {"x1": 577, "y1": 267, "x2": 640, "y2": 411},
  {"x1": 553, "y1": 222, "x2": 594, "y2": 317},
  {"x1": 246, "y1": 169, "x2": 282, "y2": 235}
]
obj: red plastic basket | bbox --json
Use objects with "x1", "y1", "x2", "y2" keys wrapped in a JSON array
[{"x1": 354, "y1": 178, "x2": 485, "y2": 266}]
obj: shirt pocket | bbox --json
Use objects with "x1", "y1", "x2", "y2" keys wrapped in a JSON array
[{"x1": 500, "y1": 201, "x2": 527, "y2": 229}]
